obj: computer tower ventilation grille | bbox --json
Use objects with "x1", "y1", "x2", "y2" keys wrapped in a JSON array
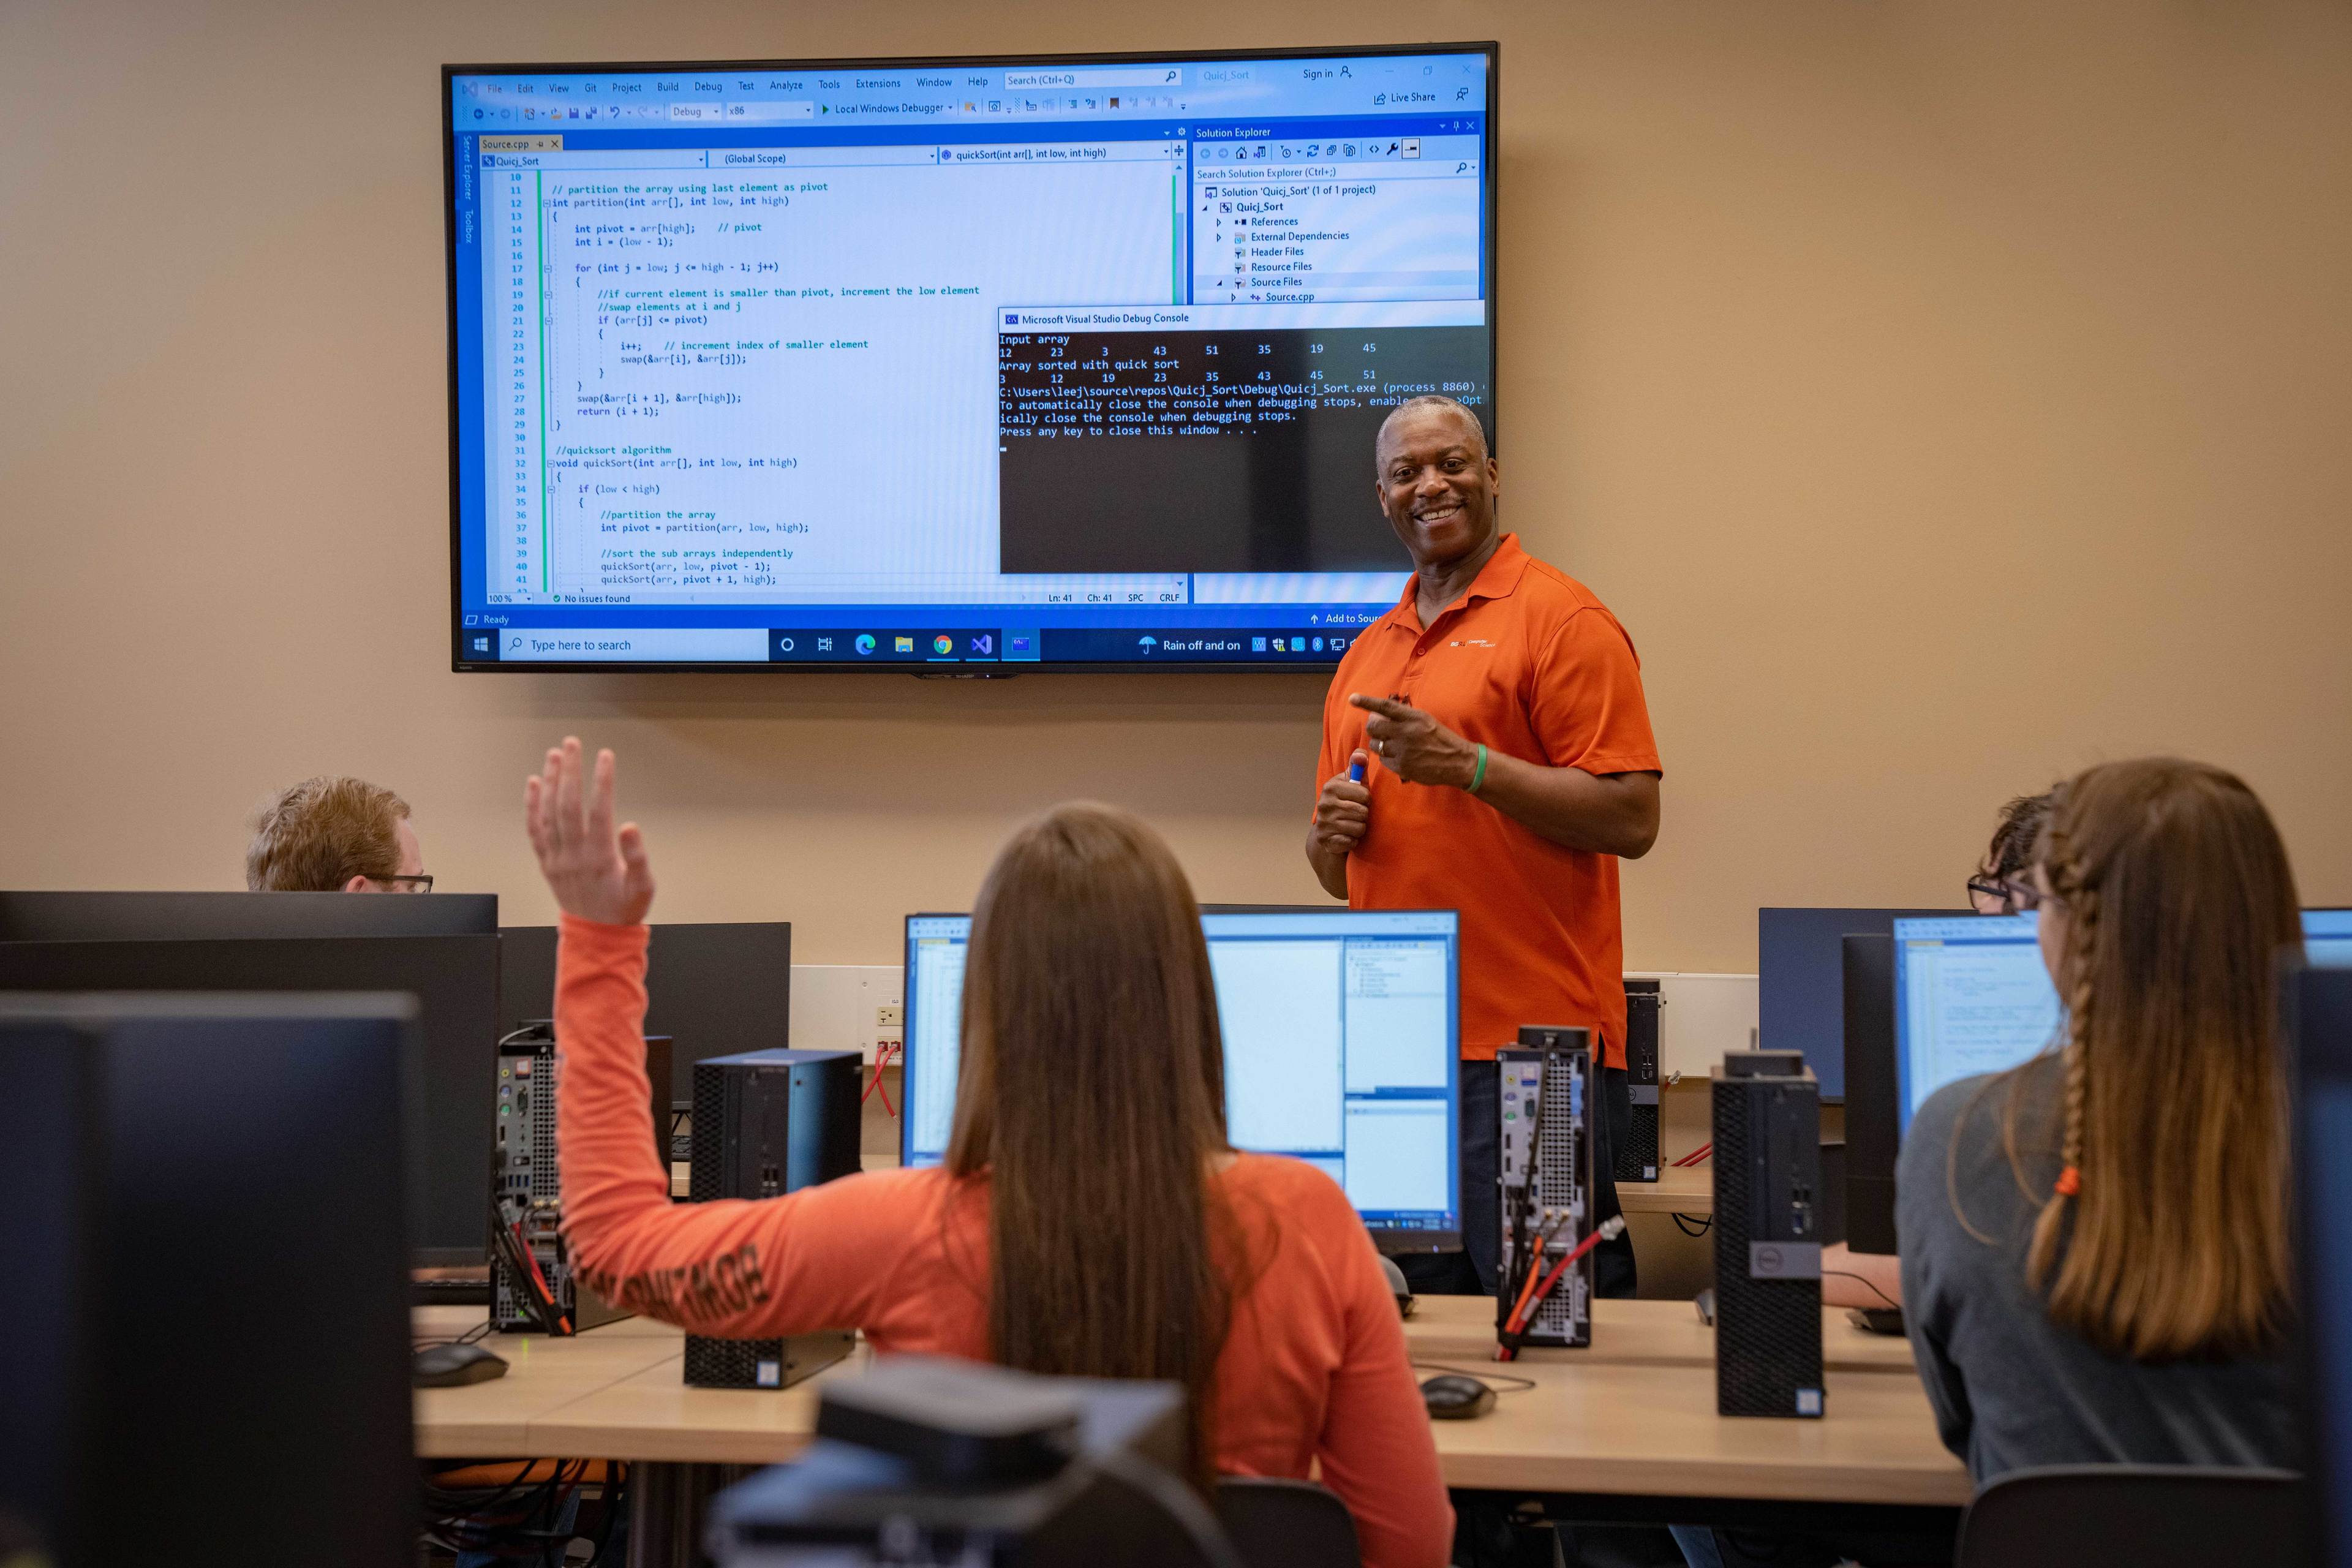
[
  {"x1": 686, "y1": 1334, "x2": 785, "y2": 1388},
  {"x1": 1712, "y1": 1077, "x2": 1825, "y2": 1417},
  {"x1": 689, "y1": 1063, "x2": 727, "y2": 1204}
]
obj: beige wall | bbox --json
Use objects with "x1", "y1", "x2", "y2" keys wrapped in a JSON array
[{"x1": 4, "y1": 0, "x2": 2347, "y2": 968}]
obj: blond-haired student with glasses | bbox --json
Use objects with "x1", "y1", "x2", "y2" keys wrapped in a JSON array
[{"x1": 1898, "y1": 757, "x2": 2299, "y2": 1482}]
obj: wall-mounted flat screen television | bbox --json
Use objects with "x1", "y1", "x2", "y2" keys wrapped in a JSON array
[{"x1": 444, "y1": 45, "x2": 1498, "y2": 672}]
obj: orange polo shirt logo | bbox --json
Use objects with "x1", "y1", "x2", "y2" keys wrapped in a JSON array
[{"x1": 1315, "y1": 533, "x2": 1662, "y2": 1066}]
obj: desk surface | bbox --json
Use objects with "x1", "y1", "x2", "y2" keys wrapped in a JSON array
[
  {"x1": 1616, "y1": 1163, "x2": 1714, "y2": 1215},
  {"x1": 1430, "y1": 1359, "x2": 1967, "y2": 1504},
  {"x1": 413, "y1": 1306, "x2": 684, "y2": 1457},
  {"x1": 413, "y1": 1299, "x2": 1964, "y2": 1505},
  {"x1": 1404, "y1": 1295, "x2": 1920, "y2": 1376}
]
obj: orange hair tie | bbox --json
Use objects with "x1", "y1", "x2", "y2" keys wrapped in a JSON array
[{"x1": 2053, "y1": 1166, "x2": 2081, "y2": 1198}]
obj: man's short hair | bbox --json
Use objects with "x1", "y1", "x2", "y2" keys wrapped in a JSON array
[
  {"x1": 1989, "y1": 790, "x2": 2055, "y2": 880},
  {"x1": 246, "y1": 777, "x2": 411, "y2": 892},
  {"x1": 1375, "y1": 394, "x2": 1491, "y2": 470}
]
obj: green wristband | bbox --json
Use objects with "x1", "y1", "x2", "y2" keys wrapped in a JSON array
[{"x1": 1467, "y1": 743, "x2": 1489, "y2": 795}]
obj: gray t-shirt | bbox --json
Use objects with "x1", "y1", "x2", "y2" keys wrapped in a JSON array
[{"x1": 1896, "y1": 1056, "x2": 2294, "y2": 1482}]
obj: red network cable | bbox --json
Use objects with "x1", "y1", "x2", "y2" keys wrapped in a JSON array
[
  {"x1": 1495, "y1": 1216, "x2": 1627, "y2": 1362},
  {"x1": 862, "y1": 1041, "x2": 902, "y2": 1116}
]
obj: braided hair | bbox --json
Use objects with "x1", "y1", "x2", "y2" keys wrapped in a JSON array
[
  {"x1": 1973, "y1": 758, "x2": 2298, "y2": 1361},
  {"x1": 2025, "y1": 805, "x2": 2097, "y2": 1288}
]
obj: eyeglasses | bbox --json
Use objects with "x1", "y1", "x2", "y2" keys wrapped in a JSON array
[
  {"x1": 375, "y1": 874, "x2": 435, "y2": 893},
  {"x1": 1966, "y1": 875, "x2": 2046, "y2": 915}
]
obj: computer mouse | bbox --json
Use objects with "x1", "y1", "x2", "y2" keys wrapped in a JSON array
[
  {"x1": 1379, "y1": 1254, "x2": 1417, "y2": 1320},
  {"x1": 1849, "y1": 1306, "x2": 1906, "y2": 1336},
  {"x1": 413, "y1": 1342, "x2": 509, "y2": 1388},
  {"x1": 1419, "y1": 1373, "x2": 1496, "y2": 1421}
]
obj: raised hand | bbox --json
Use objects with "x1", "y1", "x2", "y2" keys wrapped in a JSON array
[
  {"x1": 524, "y1": 737, "x2": 656, "y2": 926},
  {"x1": 1349, "y1": 694, "x2": 1479, "y2": 790}
]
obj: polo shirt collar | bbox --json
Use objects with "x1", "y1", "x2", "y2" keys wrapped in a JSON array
[{"x1": 1383, "y1": 531, "x2": 1532, "y2": 628}]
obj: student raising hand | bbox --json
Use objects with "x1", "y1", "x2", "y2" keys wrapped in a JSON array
[{"x1": 524, "y1": 737, "x2": 656, "y2": 927}]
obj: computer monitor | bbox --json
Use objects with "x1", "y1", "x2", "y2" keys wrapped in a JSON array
[
  {"x1": 2309, "y1": 908, "x2": 2352, "y2": 969},
  {"x1": 444, "y1": 46, "x2": 1497, "y2": 674},
  {"x1": 2293, "y1": 962, "x2": 2352, "y2": 1563},
  {"x1": 0, "y1": 995, "x2": 414, "y2": 1568},
  {"x1": 903, "y1": 908, "x2": 1461, "y2": 1251},
  {"x1": 1839, "y1": 934, "x2": 1901, "y2": 1256},
  {"x1": 0, "y1": 888, "x2": 498, "y2": 941},
  {"x1": 1849, "y1": 908, "x2": 2351, "y2": 1258},
  {"x1": 0, "y1": 935, "x2": 500, "y2": 1264},
  {"x1": 1891, "y1": 914, "x2": 2062, "y2": 1135},
  {"x1": 1757, "y1": 907, "x2": 1969, "y2": 1102},
  {"x1": 499, "y1": 921, "x2": 792, "y2": 1104},
  {"x1": 1891, "y1": 908, "x2": 2352, "y2": 1136}
]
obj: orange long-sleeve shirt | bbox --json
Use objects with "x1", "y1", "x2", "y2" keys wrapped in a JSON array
[{"x1": 552, "y1": 914, "x2": 1453, "y2": 1568}]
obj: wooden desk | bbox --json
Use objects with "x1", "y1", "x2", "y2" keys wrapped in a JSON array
[
  {"x1": 412, "y1": 1303, "x2": 1962, "y2": 1507},
  {"x1": 1433, "y1": 1359, "x2": 1969, "y2": 1509},
  {"x1": 529, "y1": 1344, "x2": 867, "y2": 1465},
  {"x1": 411, "y1": 1306, "x2": 682, "y2": 1458},
  {"x1": 1615, "y1": 1163, "x2": 1714, "y2": 1216},
  {"x1": 1403, "y1": 1295, "x2": 1921, "y2": 1377}
]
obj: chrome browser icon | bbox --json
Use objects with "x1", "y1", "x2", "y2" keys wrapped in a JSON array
[
  {"x1": 932, "y1": 634, "x2": 954, "y2": 655},
  {"x1": 854, "y1": 634, "x2": 875, "y2": 655}
]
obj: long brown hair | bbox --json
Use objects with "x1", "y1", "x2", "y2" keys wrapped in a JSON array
[
  {"x1": 2010, "y1": 758, "x2": 2300, "y2": 1360},
  {"x1": 943, "y1": 802, "x2": 1236, "y2": 1482}
]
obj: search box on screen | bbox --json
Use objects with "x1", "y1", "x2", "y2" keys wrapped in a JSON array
[{"x1": 1005, "y1": 67, "x2": 1183, "y2": 89}]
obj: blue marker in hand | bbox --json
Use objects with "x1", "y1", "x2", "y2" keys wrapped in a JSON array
[{"x1": 1349, "y1": 756, "x2": 1368, "y2": 785}]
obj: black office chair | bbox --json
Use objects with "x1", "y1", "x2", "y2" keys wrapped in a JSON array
[
  {"x1": 1213, "y1": 1477, "x2": 1360, "y2": 1568},
  {"x1": 1954, "y1": 1464, "x2": 2307, "y2": 1568}
]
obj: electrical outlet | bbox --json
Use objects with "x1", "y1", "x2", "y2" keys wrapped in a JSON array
[{"x1": 876, "y1": 1003, "x2": 903, "y2": 1030}]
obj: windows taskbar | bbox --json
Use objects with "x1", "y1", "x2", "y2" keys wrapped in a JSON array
[{"x1": 461, "y1": 625, "x2": 1365, "y2": 665}]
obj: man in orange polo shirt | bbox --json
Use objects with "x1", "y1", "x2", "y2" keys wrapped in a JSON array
[{"x1": 1309, "y1": 395, "x2": 1662, "y2": 1297}]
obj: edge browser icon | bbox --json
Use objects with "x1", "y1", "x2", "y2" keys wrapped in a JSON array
[{"x1": 854, "y1": 634, "x2": 876, "y2": 655}]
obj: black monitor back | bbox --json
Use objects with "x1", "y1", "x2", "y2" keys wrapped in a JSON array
[
  {"x1": 500, "y1": 921, "x2": 791, "y2": 1104},
  {"x1": 0, "y1": 1016, "x2": 98, "y2": 1549},
  {"x1": 1758, "y1": 907, "x2": 1966, "y2": 1101},
  {"x1": 0, "y1": 888, "x2": 497, "y2": 941},
  {"x1": 0, "y1": 995, "x2": 414, "y2": 1568},
  {"x1": 2294, "y1": 963, "x2": 2352, "y2": 1565},
  {"x1": 1841, "y1": 934, "x2": 1901, "y2": 1256},
  {"x1": 0, "y1": 935, "x2": 499, "y2": 1263}
]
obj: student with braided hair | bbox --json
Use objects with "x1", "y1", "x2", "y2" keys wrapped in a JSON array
[{"x1": 1896, "y1": 757, "x2": 2301, "y2": 1482}]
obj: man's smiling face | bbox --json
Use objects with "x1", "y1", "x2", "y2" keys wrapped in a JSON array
[{"x1": 1375, "y1": 404, "x2": 1499, "y2": 570}]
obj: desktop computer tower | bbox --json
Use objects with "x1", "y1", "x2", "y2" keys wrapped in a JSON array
[
  {"x1": 490, "y1": 1025, "x2": 671, "y2": 1334},
  {"x1": 1712, "y1": 1051, "x2": 1825, "y2": 1419},
  {"x1": 1616, "y1": 980, "x2": 1662, "y2": 1183},
  {"x1": 684, "y1": 1049, "x2": 862, "y2": 1389},
  {"x1": 1497, "y1": 1030, "x2": 1595, "y2": 1349}
]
